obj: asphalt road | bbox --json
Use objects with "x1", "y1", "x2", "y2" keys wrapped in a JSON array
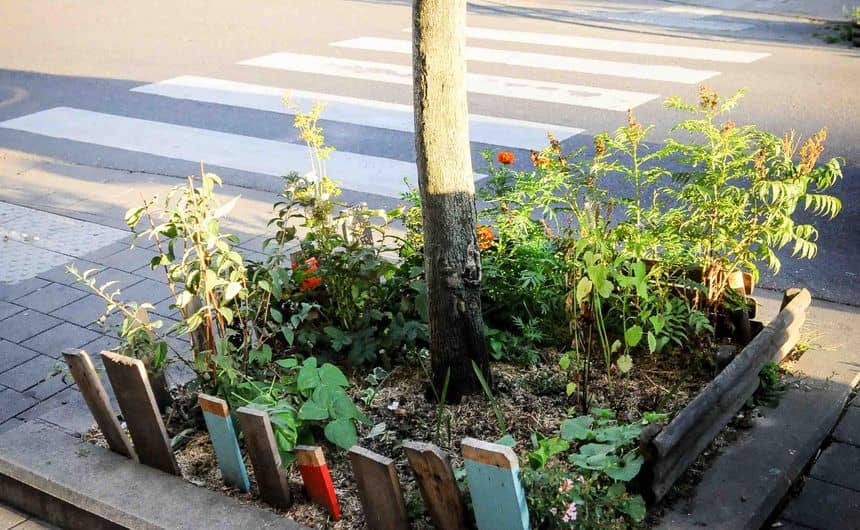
[{"x1": 0, "y1": 0, "x2": 857, "y2": 304}]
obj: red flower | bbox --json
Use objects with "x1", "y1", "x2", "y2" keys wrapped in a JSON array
[
  {"x1": 291, "y1": 257, "x2": 322, "y2": 291},
  {"x1": 497, "y1": 151, "x2": 515, "y2": 165}
]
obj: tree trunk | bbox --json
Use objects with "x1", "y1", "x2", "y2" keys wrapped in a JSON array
[{"x1": 412, "y1": 0, "x2": 492, "y2": 401}]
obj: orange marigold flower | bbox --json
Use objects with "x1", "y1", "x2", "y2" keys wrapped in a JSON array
[
  {"x1": 497, "y1": 151, "x2": 515, "y2": 165},
  {"x1": 476, "y1": 225, "x2": 495, "y2": 251},
  {"x1": 291, "y1": 257, "x2": 322, "y2": 291}
]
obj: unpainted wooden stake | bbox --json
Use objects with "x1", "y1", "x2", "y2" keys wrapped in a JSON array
[
  {"x1": 403, "y1": 441, "x2": 468, "y2": 530},
  {"x1": 462, "y1": 437, "x2": 530, "y2": 530},
  {"x1": 348, "y1": 445, "x2": 409, "y2": 530},
  {"x1": 198, "y1": 394, "x2": 250, "y2": 492},
  {"x1": 296, "y1": 445, "x2": 341, "y2": 520},
  {"x1": 236, "y1": 407, "x2": 292, "y2": 509},
  {"x1": 62, "y1": 349, "x2": 136, "y2": 460},
  {"x1": 100, "y1": 351, "x2": 180, "y2": 475}
]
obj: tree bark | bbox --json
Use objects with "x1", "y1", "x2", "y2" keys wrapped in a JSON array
[{"x1": 412, "y1": 0, "x2": 492, "y2": 401}]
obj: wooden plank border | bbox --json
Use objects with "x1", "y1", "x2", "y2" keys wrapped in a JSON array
[
  {"x1": 295, "y1": 445, "x2": 340, "y2": 520},
  {"x1": 642, "y1": 288, "x2": 811, "y2": 501},
  {"x1": 403, "y1": 441, "x2": 468, "y2": 530},
  {"x1": 62, "y1": 349, "x2": 136, "y2": 460},
  {"x1": 236, "y1": 407, "x2": 292, "y2": 509},
  {"x1": 198, "y1": 394, "x2": 250, "y2": 492},
  {"x1": 462, "y1": 437, "x2": 530, "y2": 530},
  {"x1": 348, "y1": 445, "x2": 408, "y2": 530},
  {"x1": 100, "y1": 351, "x2": 180, "y2": 475}
]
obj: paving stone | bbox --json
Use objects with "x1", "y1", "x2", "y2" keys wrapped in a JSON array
[
  {"x1": 48, "y1": 294, "x2": 107, "y2": 327},
  {"x1": 0, "y1": 278, "x2": 48, "y2": 302},
  {"x1": 132, "y1": 262, "x2": 168, "y2": 282},
  {"x1": 97, "y1": 246, "x2": 157, "y2": 273},
  {"x1": 0, "y1": 301, "x2": 24, "y2": 321},
  {"x1": 152, "y1": 295, "x2": 180, "y2": 318},
  {"x1": 13, "y1": 517, "x2": 62, "y2": 530},
  {"x1": 79, "y1": 334, "x2": 120, "y2": 358},
  {"x1": 20, "y1": 322, "x2": 101, "y2": 359},
  {"x1": 36, "y1": 258, "x2": 101, "y2": 286},
  {"x1": 19, "y1": 387, "x2": 79, "y2": 422},
  {"x1": 79, "y1": 240, "x2": 132, "y2": 262},
  {"x1": 0, "y1": 310, "x2": 61, "y2": 343},
  {"x1": 12, "y1": 282, "x2": 87, "y2": 314},
  {"x1": 0, "y1": 502, "x2": 27, "y2": 528},
  {"x1": 832, "y1": 406, "x2": 860, "y2": 447},
  {"x1": 117, "y1": 278, "x2": 172, "y2": 305},
  {"x1": 33, "y1": 388, "x2": 94, "y2": 435},
  {"x1": 810, "y1": 442, "x2": 860, "y2": 491},
  {"x1": 0, "y1": 341, "x2": 39, "y2": 374},
  {"x1": 781, "y1": 478, "x2": 860, "y2": 529},
  {"x1": 71, "y1": 266, "x2": 143, "y2": 293},
  {"x1": 0, "y1": 416, "x2": 25, "y2": 435},
  {"x1": 0, "y1": 355, "x2": 63, "y2": 393},
  {"x1": 0, "y1": 388, "x2": 37, "y2": 423}
]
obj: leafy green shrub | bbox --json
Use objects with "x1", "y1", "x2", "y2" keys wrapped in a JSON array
[{"x1": 522, "y1": 409, "x2": 662, "y2": 529}]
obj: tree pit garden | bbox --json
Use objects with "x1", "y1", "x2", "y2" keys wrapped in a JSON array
[{"x1": 68, "y1": 88, "x2": 841, "y2": 529}]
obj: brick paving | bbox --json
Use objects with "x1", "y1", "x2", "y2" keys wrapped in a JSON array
[
  {"x1": 775, "y1": 396, "x2": 860, "y2": 528},
  {"x1": 0, "y1": 226, "x2": 194, "y2": 437}
]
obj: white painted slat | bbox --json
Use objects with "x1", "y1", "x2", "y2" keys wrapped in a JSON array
[
  {"x1": 0, "y1": 107, "x2": 420, "y2": 198},
  {"x1": 239, "y1": 53, "x2": 657, "y2": 111},
  {"x1": 332, "y1": 37, "x2": 719, "y2": 84},
  {"x1": 131, "y1": 76, "x2": 583, "y2": 149},
  {"x1": 454, "y1": 27, "x2": 769, "y2": 63}
]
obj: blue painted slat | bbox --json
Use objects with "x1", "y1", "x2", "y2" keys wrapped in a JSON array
[
  {"x1": 199, "y1": 394, "x2": 251, "y2": 492},
  {"x1": 462, "y1": 438, "x2": 530, "y2": 530}
]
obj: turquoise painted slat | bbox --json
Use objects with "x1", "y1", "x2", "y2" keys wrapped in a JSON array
[
  {"x1": 462, "y1": 437, "x2": 530, "y2": 530},
  {"x1": 199, "y1": 394, "x2": 251, "y2": 492}
]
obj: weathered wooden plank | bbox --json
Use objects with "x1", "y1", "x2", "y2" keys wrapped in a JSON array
[
  {"x1": 236, "y1": 407, "x2": 292, "y2": 509},
  {"x1": 644, "y1": 288, "x2": 811, "y2": 501},
  {"x1": 62, "y1": 349, "x2": 136, "y2": 460},
  {"x1": 403, "y1": 441, "x2": 468, "y2": 530},
  {"x1": 348, "y1": 445, "x2": 408, "y2": 530},
  {"x1": 295, "y1": 445, "x2": 341, "y2": 520},
  {"x1": 462, "y1": 438, "x2": 530, "y2": 530},
  {"x1": 100, "y1": 351, "x2": 180, "y2": 475},
  {"x1": 198, "y1": 394, "x2": 250, "y2": 492}
]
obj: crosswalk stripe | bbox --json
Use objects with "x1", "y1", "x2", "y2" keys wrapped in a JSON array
[
  {"x1": 131, "y1": 76, "x2": 583, "y2": 149},
  {"x1": 332, "y1": 37, "x2": 719, "y2": 84},
  {"x1": 239, "y1": 53, "x2": 658, "y2": 111},
  {"x1": 0, "y1": 107, "x2": 423, "y2": 198},
  {"x1": 451, "y1": 27, "x2": 769, "y2": 63}
]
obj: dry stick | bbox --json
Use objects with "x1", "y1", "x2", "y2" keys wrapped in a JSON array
[
  {"x1": 62, "y1": 349, "x2": 136, "y2": 460},
  {"x1": 403, "y1": 441, "x2": 468, "y2": 530},
  {"x1": 236, "y1": 407, "x2": 292, "y2": 509},
  {"x1": 348, "y1": 445, "x2": 409, "y2": 530},
  {"x1": 101, "y1": 351, "x2": 180, "y2": 475}
]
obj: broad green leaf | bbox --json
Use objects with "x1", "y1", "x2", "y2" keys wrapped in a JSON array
[
  {"x1": 224, "y1": 282, "x2": 242, "y2": 302},
  {"x1": 297, "y1": 358, "x2": 320, "y2": 392},
  {"x1": 298, "y1": 400, "x2": 329, "y2": 421},
  {"x1": 324, "y1": 418, "x2": 358, "y2": 449},
  {"x1": 624, "y1": 325, "x2": 643, "y2": 348},
  {"x1": 622, "y1": 495, "x2": 647, "y2": 522},
  {"x1": 496, "y1": 434, "x2": 517, "y2": 447},
  {"x1": 605, "y1": 452, "x2": 643, "y2": 482},
  {"x1": 647, "y1": 331, "x2": 657, "y2": 354},
  {"x1": 319, "y1": 363, "x2": 349, "y2": 387},
  {"x1": 560, "y1": 416, "x2": 593, "y2": 441},
  {"x1": 275, "y1": 358, "x2": 298, "y2": 369}
]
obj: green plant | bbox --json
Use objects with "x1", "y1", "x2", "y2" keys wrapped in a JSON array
[
  {"x1": 67, "y1": 266, "x2": 170, "y2": 375},
  {"x1": 522, "y1": 409, "x2": 661, "y2": 529},
  {"x1": 231, "y1": 357, "x2": 370, "y2": 462},
  {"x1": 472, "y1": 360, "x2": 507, "y2": 434},
  {"x1": 753, "y1": 361, "x2": 786, "y2": 407},
  {"x1": 662, "y1": 87, "x2": 842, "y2": 314}
]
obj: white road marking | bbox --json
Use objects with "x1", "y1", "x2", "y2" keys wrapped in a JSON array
[
  {"x1": 0, "y1": 107, "x2": 424, "y2": 198},
  {"x1": 239, "y1": 53, "x2": 657, "y2": 111},
  {"x1": 427, "y1": 27, "x2": 769, "y2": 63},
  {"x1": 131, "y1": 76, "x2": 583, "y2": 149},
  {"x1": 332, "y1": 37, "x2": 719, "y2": 84}
]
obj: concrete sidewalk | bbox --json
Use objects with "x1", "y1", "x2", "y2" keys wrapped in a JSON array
[
  {"x1": 665, "y1": 0, "x2": 852, "y2": 22},
  {"x1": 0, "y1": 503, "x2": 57, "y2": 530}
]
